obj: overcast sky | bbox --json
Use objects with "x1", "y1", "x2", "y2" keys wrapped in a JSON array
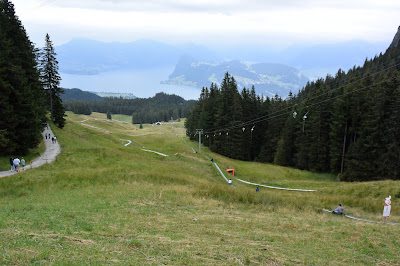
[{"x1": 12, "y1": 0, "x2": 400, "y2": 47}]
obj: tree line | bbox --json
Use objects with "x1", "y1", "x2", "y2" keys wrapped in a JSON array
[
  {"x1": 185, "y1": 44, "x2": 400, "y2": 181},
  {"x1": 64, "y1": 92, "x2": 196, "y2": 123},
  {"x1": 0, "y1": 0, "x2": 65, "y2": 155}
]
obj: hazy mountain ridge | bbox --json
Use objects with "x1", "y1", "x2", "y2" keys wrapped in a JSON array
[
  {"x1": 61, "y1": 88, "x2": 103, "y2": 101},
  {"x1": 162, "y1": 55, "x2": 309, "y2": 97},
  {"x1": 61, "y1": 88, "x2": 138, "y2": 101},
  {"x1": 57, "y1": 38, "x2": 388, "y2": 98},
  {"x1": 57, "y1": 39, "x2": 218, "y2": 75},
  {"x1": 390, "y1": 26, "x2": 400, "y2": 48},
  {"x1": 57, "y1": 39, "x2": 387, "y2": 77}
]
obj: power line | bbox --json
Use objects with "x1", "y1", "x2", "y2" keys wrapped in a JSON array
[
  {"x1": 37, "y1": 0, "x2": 58, "y2": 8},
  {"x1": 194, "y1": 73, "x2": 399, "y2": 135},
  {"x1": 194, "y1": 59, "x2": 400, "y2": 135},
  {"x1": 19, "y1": 0, "x2": 58, "y2": 15}
]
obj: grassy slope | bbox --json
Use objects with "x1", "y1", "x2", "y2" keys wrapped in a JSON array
[
  {"x1": 111, "y1": 114, "x2": 133, "y2": 124},
  {"x1": 0, "y1": 112, "x2": 399, "y2": 264}
]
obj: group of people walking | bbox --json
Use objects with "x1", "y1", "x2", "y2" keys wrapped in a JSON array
[
  {"x1": 44, "y1": 133, "x2": 57, "y2": 143},
  {"x1": 9, "y1": 157, "x2": 25, "y2": 172}
]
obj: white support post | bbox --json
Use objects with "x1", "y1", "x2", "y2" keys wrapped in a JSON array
[{"x1": 196, "y1": 129, "x2": 203, "y2": 153}]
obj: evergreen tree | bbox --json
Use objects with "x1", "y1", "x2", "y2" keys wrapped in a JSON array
[
  {"x1": 258, "y1": 94, "x2": 287, "y2": 163},
  {"x1": 39, "y1": 33, "x2": 65, "y2": 128},
  {"x1": 274, "y1": 92, "x2": 299, "y2": 166},
  {"x1": 379, "y1": 72, "x2": 400, "y2": 179},
  {"x1": 329, "y1": 87, "x2": 351, "y2": 174},
  {"x1": 198, "y1": 85, "x2": 218, "y2": 147},
  {"x1": 305, "y1": 80, "x2": 331, "y2": 172},
  {"x1": 212, "y1": 73, "x2": 240, "y2": 157},
  {"x1": 0, "y1": 0, "x2": 47, "y2": 154}
]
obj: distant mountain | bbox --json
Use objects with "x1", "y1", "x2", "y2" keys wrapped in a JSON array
[
  {"x1": 162, "y1": 55, "x2": 309, "y2": 97},
  {"x1": 57, "y1": 39, "x2": 179, "y2": 74},
  {"x1": 212, "y1": 41, "x2": 388, "y2": 80},
  {"x1": 61, "y1": 88, "x2": 103, "y2": 101},
  {"x1": 57, "y1": 38, "x2": 388, "y2": 98},
  {"x1": 56, "y1": 39, "x2": 218, "y2": 75},
  {"x1": 390, "y1": 26, "x2": 400, "y2": 48}
]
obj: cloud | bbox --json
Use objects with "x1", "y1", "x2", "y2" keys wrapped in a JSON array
[
  {"x1": 13, "y1": 0, "x2": 400, "y2": 46},
  {"x1": 18, "y1": 0, "x2": 400, "y2": 13},
  {"x1": 21, "y1": 0, "x2": 400, "y2": 13}
]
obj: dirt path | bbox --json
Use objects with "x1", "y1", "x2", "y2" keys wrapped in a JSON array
[{"x1": 0, "y1": 126, "x2": 61, "y2": 178}]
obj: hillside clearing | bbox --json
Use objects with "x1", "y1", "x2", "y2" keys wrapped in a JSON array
[{"x1": 0, "y1": 112, "x2": 399, "y2": 264}]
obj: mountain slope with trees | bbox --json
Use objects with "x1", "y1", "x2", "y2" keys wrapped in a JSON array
[
  {"x1": 162, "y1": 55, "x2": 309, "y2": 97},
  {"x1": 0, "y1": 0, "x2": 47, "y2": 155},
  {"x1": 61, "y1": 88, "x2": 103, "y2": 102},
  {"x1": 185, "y1": 27, "x2": 400, "y2": 181},
  {"x1": 0, "y1": 0, "x2": 66, "y2": 155},
  {"x1": 64, "y1": 92, "x2": 196, "y2": 123}
]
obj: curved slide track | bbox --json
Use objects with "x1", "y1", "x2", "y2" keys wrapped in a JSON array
[
  {"x1": 120, "y1": 139, "x2": 132, "y2": 147},
  {"x1": 141, "y1": 149, "x2": 168, "y2": 157},
  {"x1": 180, "y1": 138, "x2": 400, "y2": 225},
  {"x1": 234, "y1": 177, "x2": 317, "y2": 192},
  {"x1": 79, "y1": 119, "x2": 170, "y2": 155},
  {"x1": 321, "y1": 208, "x2": 400, "y2": 225}
]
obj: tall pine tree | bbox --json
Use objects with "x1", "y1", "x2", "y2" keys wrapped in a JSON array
[{"x1": 39, "y1": 33, "x2": 65, "y2": 128}]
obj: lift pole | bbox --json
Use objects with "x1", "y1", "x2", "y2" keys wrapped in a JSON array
[{"x1": 196, "y1": 129, "x2": 203, "y2": 153}]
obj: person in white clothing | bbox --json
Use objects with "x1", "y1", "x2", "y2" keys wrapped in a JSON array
[
  {"x1": 228, "y1": 179, "x2": 232, "y2": 185},
  {"x1": 13, "y1": 157, "x2": 20, "y2": 172}
]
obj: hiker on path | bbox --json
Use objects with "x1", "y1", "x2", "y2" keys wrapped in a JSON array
[
  {"x1": 13, "y1": 157, "x2": 20, "y2": 172},
  {"x1": 332, "y1": 204, "x2": 344, "y2": 215},
  {"x1": 10, "y1": 157, "x2": 14, "y2": 171},
  {"x1": 228, "y1": 179, "x2": 232, "y2": 185},
  {"x1": 45, "y1": 134, "x2": 47, "y2": 140},
  {"x1": 21, "y1": 158, "x2": 25, "y2": 169},
  {"x1": 54, "y1": 136, "x2": 57, "y2": 142},
  {"x1": 0, "y1": 125, "x2": 61, "y2": 179}
]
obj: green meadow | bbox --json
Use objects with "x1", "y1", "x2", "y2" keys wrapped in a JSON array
[{"x1": 1, "y1": 112, "x2": 399, "y2": 264}]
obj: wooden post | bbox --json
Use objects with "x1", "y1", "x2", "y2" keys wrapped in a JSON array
[{"x1": 340, "y1": 121, "x2": 348, "y2": 174}]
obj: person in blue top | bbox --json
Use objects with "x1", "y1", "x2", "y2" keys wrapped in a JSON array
[
  {"x1": 256, "y1": 187, "x2": 260, "y2": 192},
  {"x1": 21, "y1": 158, "x2": 25, "y2": 169}
]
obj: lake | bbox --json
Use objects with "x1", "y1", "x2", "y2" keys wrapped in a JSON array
[{"x1": 60, "y1": 67, "x2": 201, "y2": 100}]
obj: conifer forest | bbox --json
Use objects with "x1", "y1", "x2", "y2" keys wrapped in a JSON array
[
  {"x1": 185, "y1": 45, "x2": 400, "y2": 181},
  {"x1": 0, "y1": 0, "x2": 65, "y2": 155}
]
